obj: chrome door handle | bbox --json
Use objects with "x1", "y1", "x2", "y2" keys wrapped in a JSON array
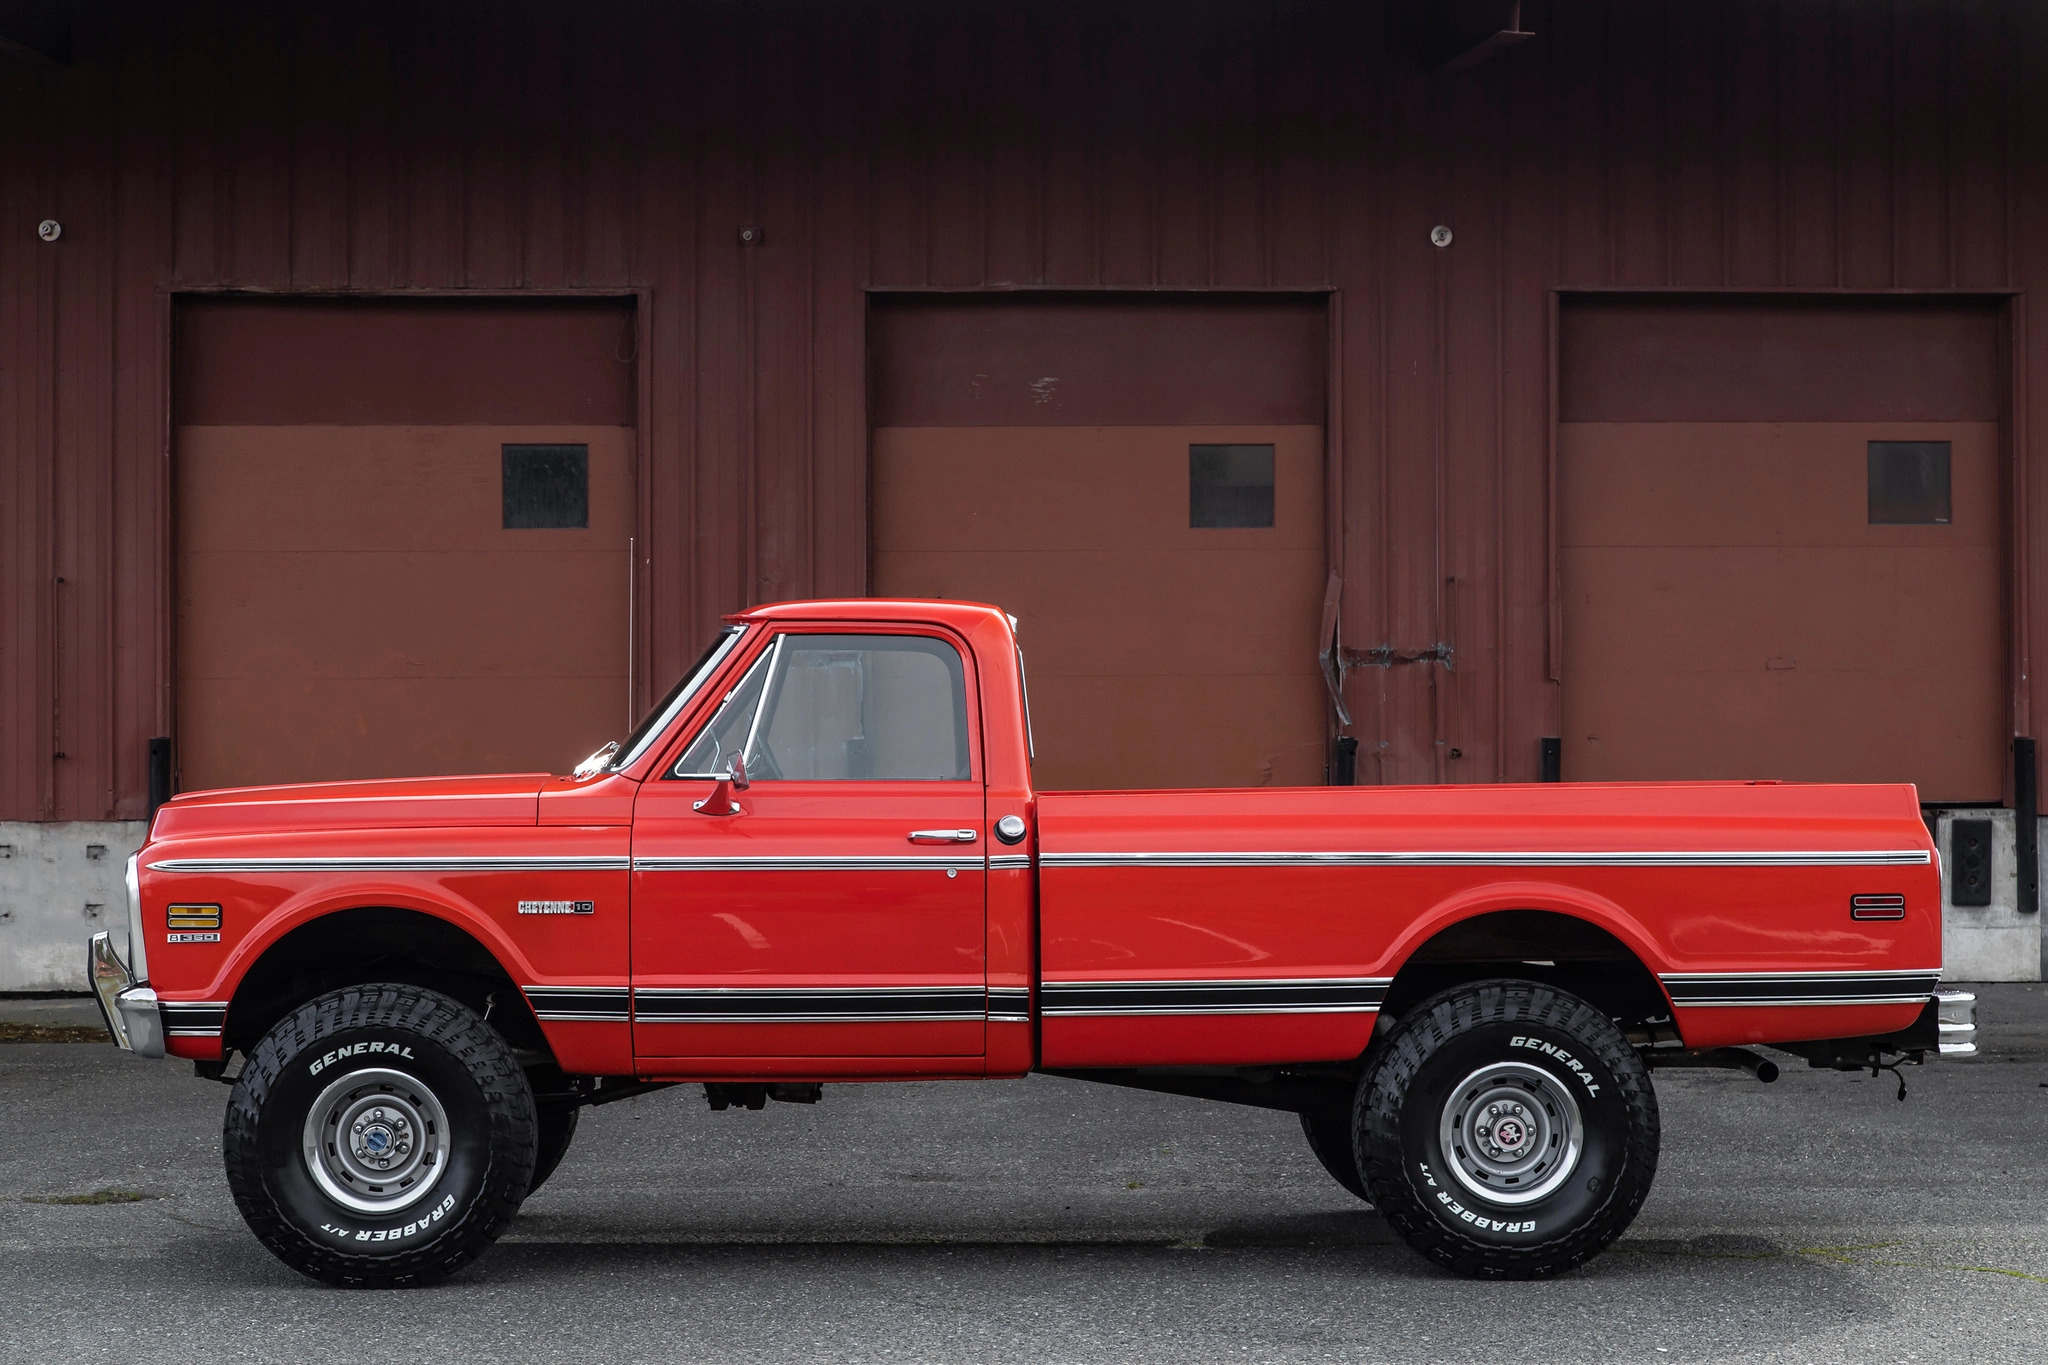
[{"x1": 908, "y1": 829, "x2": 978, "y2": 844}]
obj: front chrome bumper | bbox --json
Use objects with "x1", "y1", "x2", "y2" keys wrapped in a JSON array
[
  {"x1": 89, "y1": 931, "x2": 164, "y2": 1059},
  {"x1": 1934, "y1": 988, "x2": 1977, "y2": 1059}
]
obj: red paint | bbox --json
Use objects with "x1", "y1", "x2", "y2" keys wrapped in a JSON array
[{"x1": 133, "y1": 600, "x2": 1943, "y2": 1085}]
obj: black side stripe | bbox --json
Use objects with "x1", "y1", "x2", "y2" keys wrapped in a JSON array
[
  {"x1": 523, "y1": 987, "x2": 632, "y2": 1021},
  {"x1": 633, "y1": 987, "x2": 987, "y2": 1023},
  {"x1": 986, "y1": 988, "x2": 1031, "y2": 1021},
  {"x1": 1660, "y1": 972, "x2": 1941, "y2": 1007},
  {"x1": 1040, "y1": 978, "x2": 1390, "y2": 1016},
  {"x1": 160, "y1": 1002, "x2": 228, "y2": 1036}
]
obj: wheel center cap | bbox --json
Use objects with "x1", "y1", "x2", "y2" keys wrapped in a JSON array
[
  {"x1": 362, "y1": 1126, "x2": 392, "y2": 1155},
  {"x1": 1494, "y1": 1117, "x2": 1526, "y2": 1150}
]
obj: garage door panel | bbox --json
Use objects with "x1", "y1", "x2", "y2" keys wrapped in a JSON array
[
  {"x1": 176, "y1": 300, "x2": 635, "y2": 792},
  {"x1": 178, "y1": 426, "x2": 634, "y2": 552},
  {"x1": 179, "y1": 550, "x2": 627, "y2": 679},
  {"x1": 1566, "y1": 669, "x2": 2002, "y2": 799},
  {"x1": 874, "y1": 425, "x2": 1323, "y2": 553},
  {"x1": 1559, "y1": 300, "x2": 2004, "y2": 800},
  {"x1": 1561, "y1": 422, "x2": 1998, "y2": 548},
  {"x1": 1563, "y1": 545, "x2": 2002, "y2": 674},
  {"x1": 1030, "y1": 673, "x2": 1330, "y2": 790},
  {"x1": 872, "y1": 547, "x2": 1325, "y2": 676},
  {"x1": 180, "y1": 675, "x2": 628, "y2": 788}
]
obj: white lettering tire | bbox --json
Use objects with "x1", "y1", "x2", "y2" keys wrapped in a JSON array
[
  {"x1": 1357, "y1": 979, "x2": 1660, "y2": 1278},
  {"x1": 222, "y1": 984, "x2": 538, "y2": 1287}
]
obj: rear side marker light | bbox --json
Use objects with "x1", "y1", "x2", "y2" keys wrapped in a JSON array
[
  {"x1": 1850, "y1": 894, "x2": 1907, "y2": 921},
  {"x1": 166, "y1": 904, "x2": 222, "y2": 931}
]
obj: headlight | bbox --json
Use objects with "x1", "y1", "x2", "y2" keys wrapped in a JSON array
[{"x1": 124, "y1": 852, "x2": 149, "y2": 983}]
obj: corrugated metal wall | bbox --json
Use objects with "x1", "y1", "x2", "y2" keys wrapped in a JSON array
[{"x1": 3, "y1": 0, "x2": 2043, "y2": 819}]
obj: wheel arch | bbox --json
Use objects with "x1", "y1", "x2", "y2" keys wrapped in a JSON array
[
  {"x1": 1379, "y1": 891, "x2": 1679, "y2": 1038},
  {"x1": 222, "y1": 905, "x2": 553, "y2": 1064}
]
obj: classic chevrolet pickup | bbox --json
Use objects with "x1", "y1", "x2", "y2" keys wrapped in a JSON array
[{"x1": 91, "y1": 598, "x2": 1977, "y2": 1286}]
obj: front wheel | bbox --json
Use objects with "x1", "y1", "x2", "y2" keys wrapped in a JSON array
[
  {"x1": 1357, "y1": 980, "x2": 1659, "y2": 1279},
  {"x1": 223, "y1": 984, "x2": 538, "y2": 1288}
]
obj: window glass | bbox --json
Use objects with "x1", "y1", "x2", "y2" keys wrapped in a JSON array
[
  {"x1": 1868, "y1": 440, "x2": 1952, "y2": 525},
  {"x1": 673, "y1": 634, "x2": 971, "y2": 781},
  {"x1": 1190, "y1": 443, "x2": 1275, "y2": 528},
  {"x1": 673, "y1": 643, "x2": 776, "y2": 776}
]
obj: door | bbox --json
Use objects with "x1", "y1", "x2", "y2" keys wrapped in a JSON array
[
  {"x1": 630, "y1": 629, "x2": 989, "y2": 1067},
  {"x1": 1559, "y1": 298, "x2": 2004, "y2": 801},
  {"x1": 870, "y1": 295, "x2": 1328, "y2": 790},
  {"x1": 174, "y1": 297, "x2": 636, "y2": 789}
]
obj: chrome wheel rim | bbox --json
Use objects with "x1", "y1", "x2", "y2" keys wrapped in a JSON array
[
  {"x1": 301, "y1": 1066, "x2": 452, "y2": 1215},
  {"x1": 1438, "y1": 1060, "x2": 1582, "y2": 1207}
]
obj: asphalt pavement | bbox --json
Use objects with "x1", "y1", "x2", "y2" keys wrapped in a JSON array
[{"x1": 0, "y1": 986, "x2": 2043, "y2": 1364}]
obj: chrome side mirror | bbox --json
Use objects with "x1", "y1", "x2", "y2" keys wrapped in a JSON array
[{"x1": 693, "y1": 752, "x2": 749, "y2": 817}]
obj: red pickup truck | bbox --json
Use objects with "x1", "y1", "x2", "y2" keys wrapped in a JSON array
[{"x1": 91, "y1": 599, "x2": 1976, "y2": 1287}]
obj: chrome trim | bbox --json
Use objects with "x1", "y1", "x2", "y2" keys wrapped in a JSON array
[
  {"x1": 988, "y1": 854, "x2": 1033, "y2": 871},
  {"x1": 986, "y1": 986, "x2": 1031, "y2": 1022},
  {"x1": 1660, "y1": 968, "x2": 1942, "y2": 1007},
  {"x1": 1039, "y1": 976, "x2": 1392, "y2": 1017},
  {"x1": 522, "y1": 985, "x2": 631, "y2": 1023},
  {"x1": 613, "y1": 625, "x2": 746, "y2": 771},
  {"x1": 88, "y1": 932, "x2": 166, "y2": 1058},
  {"x1": 1935, "y1": 989, "x2": 1978, "y2": 1058},
  {"x1": 634, "y1": 984, "x2": 987, "y2": 1023},
  {"x1": 123, "y1": 852, "x2": 148, "y2": 983},
  {"x1": 147, "y1": 855, "x2": 631, "y2": 874},
  {"x1": 739, "y1": 634, "x2": 785, "y2": 768},
  {"x1": 633, "y1": 855, "x2": 983, "y2": 872},
  {"x1": 908, "y1": 829, "x2": 978, "y2": 844},
  {"x1": 1040, "y1": 849, "x2": 1933, "y2": 869}
]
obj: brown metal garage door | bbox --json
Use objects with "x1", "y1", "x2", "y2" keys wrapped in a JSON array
[
  {"x1": 871, "y1": 296, "x2": 1327, "y2": 791},
  {"x1": 175, "y1": 298, "x2": 635, "y2": 790},
  {"x1": 1559, "y1": 299, "x2": 2004, "y2": 802}
]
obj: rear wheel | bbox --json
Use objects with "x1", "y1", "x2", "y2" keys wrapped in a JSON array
[
  {"x1": 1299, "y1": 1108, "x2": 1368, "y2": 1201},
  {"x1": 223, "y1": 984, "x2": 537, "y2": 1288},
  {"x1": 1357, "y1": 979, "x2": 1659, "y2": 1279}
]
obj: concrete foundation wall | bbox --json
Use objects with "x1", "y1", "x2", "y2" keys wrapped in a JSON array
[
  {"x1": 5, "y1": 814, "x2": 2047, "y2": 989},
  {"x1": 1931, "y1": 809, "x2": 2047, "y2": 983},
  {"x1": 0, "y1": 822, "x2": 148, "y2": 991}
]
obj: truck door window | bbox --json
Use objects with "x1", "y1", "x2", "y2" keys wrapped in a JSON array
[{"x1": 675, "y1": 633, "x2": 971, "y2": 781}]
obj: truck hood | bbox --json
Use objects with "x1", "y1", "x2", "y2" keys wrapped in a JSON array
[{"x1": 148, "y1": 773, "x2": 550, "y2": 839}]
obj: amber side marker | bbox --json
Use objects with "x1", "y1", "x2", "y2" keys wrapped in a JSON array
[{"x1": 166, "y1": 904, "x2": 222, "y2": 931}]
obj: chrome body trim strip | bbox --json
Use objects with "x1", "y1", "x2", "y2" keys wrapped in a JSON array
[
  {"x1": 1660, "y1": 969, "x2": 1941, "y2": 1007},
  {"x1": 1038, "y1": 849, "x2": 1932, "y2": 869},
  {"x1": 633, "y1": 856, "x2": 984, "y2": 872},
  {"x1": 988, "y1": 854, "x2": 1033, "y2": 871},
  {"x1": 148, "y1": 855, "x2": 632, "y2": 874},
  {"x1": 1039, "y1": 976, "x2": 1392, "y2": 1017}
]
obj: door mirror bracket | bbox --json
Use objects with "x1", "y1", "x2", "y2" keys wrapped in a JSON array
[{"x1": 693, "y1": 751, "x2": 750, "y2": 816}]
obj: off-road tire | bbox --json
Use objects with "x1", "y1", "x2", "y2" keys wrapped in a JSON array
[
  {"x1": 1357, "y1": 979, "x2": 1658, "y2": 1279},
  {"x1": 223, "y1": 984, "x2": 537, "y2": 1288},
  {"x1": 527, "y1": 1104, "x2": 579, "y2": 1196},
  {"x1": 1299, "y1": 1108, "x2": 1369, "y2": 1200}
]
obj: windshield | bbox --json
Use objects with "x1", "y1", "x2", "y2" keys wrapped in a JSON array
[{"x1": 600, "y1": 626, "x2": 746, "y2": 773}]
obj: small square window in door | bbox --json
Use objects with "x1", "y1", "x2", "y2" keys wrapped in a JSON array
[
  {"x1": 503, "y1": 444, "x2": 590, "y2": 528},
  {"x1": 1190, "y1": 444, "x2": 1275, "y2": 528},
  {"x1": 1868, "y1": 441, "x2": 1951, "y2": 525}
]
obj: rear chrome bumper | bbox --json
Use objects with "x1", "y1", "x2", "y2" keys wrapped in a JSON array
[
  {"x1": 1934, "y1": 988, "x2": 1978, "y2": 1059},
  {"x1": 88, "y1": 931, "x2": 164, "y2": 1059}
]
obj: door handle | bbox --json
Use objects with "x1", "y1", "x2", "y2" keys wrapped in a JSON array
[{"x1": 908, "y1": 829, "x2": 978, "y2": 844}]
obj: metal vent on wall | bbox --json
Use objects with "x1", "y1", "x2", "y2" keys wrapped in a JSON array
[{"x1": 503, "y1": 444, "x2": 590, "y2": 529}]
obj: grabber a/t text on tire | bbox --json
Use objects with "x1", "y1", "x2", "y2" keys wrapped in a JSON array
[
  {"x1": 1357, "y1": 980, "x2": 1659, "y2": 1279},
  {"x1": 223, "y1": 984, "x2": 538, "y2": 1287}
]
